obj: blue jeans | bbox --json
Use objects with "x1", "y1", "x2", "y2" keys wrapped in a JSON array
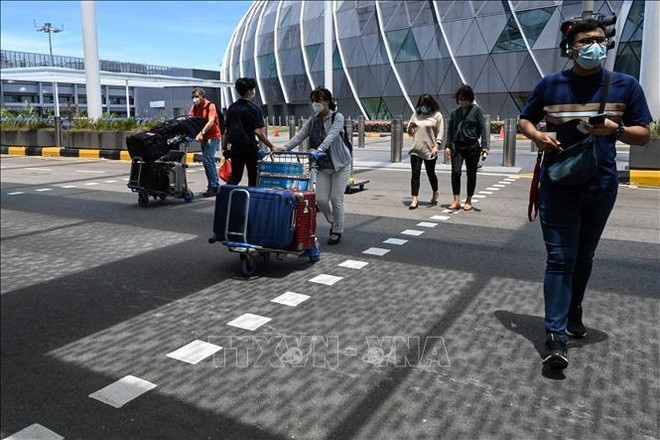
[
  {"x1": 539, "y1": 183, "x2": 617, "y2": 341},
  {"x1": 201, "y1": 139, "x2": 220, "y2": 190}
]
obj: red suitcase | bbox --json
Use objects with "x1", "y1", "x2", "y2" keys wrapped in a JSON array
[{"x1": 289, "y1": 191, "x2": 317, "y2": 251}]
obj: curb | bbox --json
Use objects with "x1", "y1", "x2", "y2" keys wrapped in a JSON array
[{"x1": 0, "y1": 145, "x2": 201, "y2": 164}]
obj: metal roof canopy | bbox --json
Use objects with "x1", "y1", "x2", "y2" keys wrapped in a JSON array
[{"x1": 0, "y1": 66, "x2": 232, "y2": 88}]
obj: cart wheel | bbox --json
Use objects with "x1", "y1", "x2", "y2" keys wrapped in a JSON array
[
  {"x1": 184, "y1": 190, "x2": 194, "y2": 203},
  {"x1": 138, "y1": 191, "x2": 149, "y2": 207},
  {"x1": 308, "y1": 239, "x2": 321, "y2": 262},
  {"x1": 359, "y1": 184, "x2": 365, "y2": 190},
  {"x1": 240, "y1": 254, "x2": 256, "y2": 277},
  {"x1": 261, "y1": 252, "x2": 271, "y2": 263},
  {"x1": 158, "y1": 194, "x2": 167, "y2": 201}
]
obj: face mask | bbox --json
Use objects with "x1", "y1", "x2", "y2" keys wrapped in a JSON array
[
  {"x1": 311, "y1": 102, "x2": 324, "y2": 115},
  {"x1": 417, "y1": 105, "x2": 430, "y2": 114},
  {"x1": 575, "y1": 43, "x2": 607, "y2": 70},
  {"x1": 192, "y1": 97, "x2": 201, "y2": 106}
]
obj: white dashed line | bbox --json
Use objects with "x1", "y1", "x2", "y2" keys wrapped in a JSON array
[
  {"x1": 89, "y1": 375, "x2": 157, "y2": 408},
  {"x1": 472, "y1": 195, "x2": 486, "y2": 199},
  {"x1": 383, "y1": 238, "x2": 408, "y2": 245},
  {"x1": 309, "y1": 274, "x2": 344, "y2": 285},
  {"x1": 485, "y1": 187, "x2": 500, "y2": 191},
  {"x1": 83, "y1": 182, "x2": 99, "y2": 186},
  {"x1": 416, "y1": 222, "x2": 438, "y2": 228},
  {"x1": 338, "y1": 260, "x2": 369, "y2": 269},
  {"x1": 271, "y1": 292, "x2": 310, "y2": 307},
  {"x1": 35, "y1": 188, "x2": 52, "y2": 192},
  {"x1": 430, "y1": 215, "x2": 450, "y2": 221},
  {"x1": 123, "y1": 177, "x2": 130, "y2": 181},
  {"x1": 492, "y1": 184, "x2": 506, "y2": 188},
  {"x1": 504, "y1": 177, "x2": 518, "y2": 181},
  {"x1": 362, "y1": 247, "x2": 390, "y2": 256},
  {"x1": 26, "y1": 168, "x2": 52, "y2": 171},
  {"x1": 8, "y1": 192, "x2": 24, "y2": 195},
  {"x1": 479, "y1": 191, "x2": 493, "y2": 195},
  {"x1": 442, "y1": 209, "x2": 453, "y2": 213},
  {"x1": 166, "y1": 340, "x2": 223, "y2": 365},
  {"x1": 401, "y1": 229, "x2": 424, "y2": 236},
  {"x1": 4, "y1": 423, "x2": 63, "y2": 440},
  {"x1": 59, "y1": 185, "x2": 77, "y2": 188},
  {"x1": 103, "y1": 180, "x2": 118, "y2": 183},
  {"x1": 75, "y1": 170, "x2": 104, "y2": 173},
  {"x1": 499, "y1": 181, "x2": 512, "y2": 185},
  {"x1": 227, "y1": 313, "x2": 272, "y2": 331}
]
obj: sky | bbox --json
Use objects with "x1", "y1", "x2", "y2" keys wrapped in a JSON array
[{"x1": 0, "y1": 0, "x2": 251, "y2": 71}]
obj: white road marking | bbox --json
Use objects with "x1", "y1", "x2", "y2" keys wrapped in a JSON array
[
  {"x1": 26, "y1": 168, "x2": 52, "y2": 171},
  {"x1": 430, "y1": 215, "x2": 450, "y2": 221},
  {"x1": 83, "y1": 182, "x2": 99, "y2": 186},
  {"x1": 362, "y1": 247, "x2": 390, "y2": 256},
  {"x1": 8, "y1": 192, "x2": 24, "y2": 195},
  {"x1": 442, "y1": 209, "x2": 453, "y2": 213},
  {"x1": 492, "y1": 184, "x2": 506, "y2": 188},
  {"x1": 75, "y1": 170, "x2": 104, "y2": 173},
  {"x1": 271, "y1": 291, "x2": 310, "y2": 307},
  {"x1": 227, "y1": 313, "x2": 272, "y2": 331},
  {"x1": 485, "y1": 187, "x2": 500, "y2": 191},
  {"x1": 35, "y1": 188, "x2": 52, "y2": 192},
  {"x1": 383, "y1": 238, "x2": 408, "y2": 245},
  {"x1": 417, "y1": 222, "x2": 438, "y2": 228},
  {"x1": 401, "y1": 229, "x2": 424, "y2": 236},
  {"x1": 123, "y1": 177, "x2": 130, "y2": 181},
  {"x1": 309, "y1": 274, "x2": 344, "y2": 285},
  {"x1": 103, "y1": 180, "x2": 118, "y2": 183},
  {"x1": 338, "y1": 260, "x2": 369, "y2": 269},
  {"x1": 504, "y1": 177, "x2": 518, "y2": 181},
  {"x1": 89, "y1": 375, "x2": 157, "y2": 408},
  {"x1": 59, "y1": 185, "x2": 77, "y2": 188},
  {"x1": 479, "y1": 191, "x2": 493, "y2": 195},
  {"x1": 3, "y1": 424, "x2": 64, "y2": 440},
  {"x1": 472, "y1": 195, "x2": 486, "y2": 199},
  {"x1": 166, "y1": 340, "x2": 223, "y2": 365},
  {"x1": 499, "y1": 181, "x2": 512, "y2": 184}
]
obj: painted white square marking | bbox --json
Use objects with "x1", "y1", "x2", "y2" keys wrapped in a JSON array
[
  {"x1": 416, "y1": 222, "x2": 438, "y2": 228},
  {"x1": 26, "y1": 168, "x2": 52, "y2": 171},
  {"x1": 493, "y1": 184, "x2": 506, "y2": 188},
  {"x1": 338, "y1": 259, "x2": 369, "y2": 269},
  {"x1": 442, "y1": 209, "x2": 453, "y2": 213},
  {"x1": 401, "y1": 229, "x2": 424, "y2": 236},
  {"x1": 59, "y1": 185, "x2": 77, "y2": 188},
  {"x1": 227, "y1": 313, "x2": 272, "y2": 331},
  {"x1": 8, "y1": 192, "x2": 24, "y2": 196},
  {"x1": 499, "y1": 181, "x2": 512, "y2": 185},
  {"x1": 485, "y1": 187, "x2": 500, "y2": 191},
  {"x1": 35, "y1": 188, "x2": 52, "y2": 192},
  {"x1": 472, "y1": 195, "x2": 486, "y2": 199},
  {"x1": 123, "y1": 177, "x2": 130, "y2": 181},
  {"x1": 309, "y1": 274, "x2": 344, "y2": 285},
  {"x1": 103, "y1": 180, "x2": 118, "y2": 183},
  {"x1": 89, "y1": 375, "x2": 157, "y2": 408},
  {"x1": 479, "y1": 191, "x2": 493, "y2": 195},
  {"x1": 504, "y1": 177, "x2": 517, "y2": 181},
  {"x1": 166, "y1": 340, "x2": 223, "y2": 365},
  {"x1": 271, "y1": 291, "x2": 310, "y2": 307},
  {"x1": 83, "y1": 182, "x2": 99, "y2": 186},
  {"x1": 362, "y1": 247, "x2": 390, "y2": 256},
  {"x1": 4, "y1": 424, "x2": 63, "y2": 440},
  {"x1": 383, "y1": 238, "x2": 408, "y2": 245},
  {"x1": 430, "y1": 215, "x2": 450, "y2": 221}
]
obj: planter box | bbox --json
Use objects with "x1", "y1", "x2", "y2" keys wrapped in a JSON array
[
  {"x1": 629, "y1": 139, "x2": 660, "y2": 170},
  {"x1": 1, "y1": 129, "x2": 56, "y2": 147}
]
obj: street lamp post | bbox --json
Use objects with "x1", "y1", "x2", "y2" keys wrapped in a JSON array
[{"x1": 36, "y1": 22, "x2": 63, "y2": 147}]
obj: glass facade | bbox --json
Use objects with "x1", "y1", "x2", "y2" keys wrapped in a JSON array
[{"x1": 222, "y1": 0, "x2": 646, "y2": 120}]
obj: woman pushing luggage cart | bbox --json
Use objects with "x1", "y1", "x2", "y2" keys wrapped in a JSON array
[{"x1": 209, "y1": 151, "x2": 322, "y2": 276}]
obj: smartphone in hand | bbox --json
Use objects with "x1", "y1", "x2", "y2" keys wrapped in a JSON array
[{"x1": 588, "y1": 113, "x2": 607, "y2": 126}]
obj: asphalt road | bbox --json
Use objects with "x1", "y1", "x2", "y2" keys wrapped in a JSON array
[{"x1": 1, "y1": 154, "x2": 659, "y2": 440}]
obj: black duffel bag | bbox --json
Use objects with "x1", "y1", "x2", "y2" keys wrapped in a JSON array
[
  {"x1": 150, "y1": 116, "x2": 206, "y2": 144},
  {"x1": 126, "y1": 131, "x2": 169, "y2": 163}
]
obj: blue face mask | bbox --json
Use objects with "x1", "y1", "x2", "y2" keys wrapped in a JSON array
[
  {"x1": 575, "y1": 43, "x2": 607, "y2": 70},
  {"x1": 417, "y1": 105, "x2": 430, "y2": 114}
]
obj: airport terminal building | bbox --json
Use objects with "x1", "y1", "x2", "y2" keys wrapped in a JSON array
[{"x1": 221, "y1": 0, "x2": 650, "y2": 120}]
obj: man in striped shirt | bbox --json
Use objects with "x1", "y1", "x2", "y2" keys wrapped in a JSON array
[{"x1": 519, "y1": 18, "x2": 652, "y2": 371}]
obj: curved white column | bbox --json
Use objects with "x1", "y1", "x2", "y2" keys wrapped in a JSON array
[
  {"x1": 507, "y1": 0, "x2": 544, "y2": 77},
  {"x1": 332, "y1": 1, "x2": 369, "y2": 119},
  {"x1": 640, "y1": 0, "x2": 660, "y2": 119},
  {"x1": 430, "y1": 2, "x2": 471, "y2": 98},
  {"x1": 239, "y1": 2, "x2": 260, "y2": 78},
  {"x1": 374, "y1": 0, "x2": 414, "y2": 113},
  {"x1": 274, "y1": 0, "x2": 291, "y2": 103},
  {"x1": 228, "y1": 8, "x2": 251, "y2": 102},
  {"x1": 253, "y1": 0, "x2": 269, "y2": 104},
  {"x1": 300, "y1": 1, "x2": 316, "y2": 90}
]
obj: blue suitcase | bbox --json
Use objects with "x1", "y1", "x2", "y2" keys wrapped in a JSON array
[{"x1": 214, "y1": 185, "x2": 296, "y2": 249}]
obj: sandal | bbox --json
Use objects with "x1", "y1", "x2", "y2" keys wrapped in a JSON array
[{"x1": 328, "y1": 233, "x2": 342, "y2": 245}]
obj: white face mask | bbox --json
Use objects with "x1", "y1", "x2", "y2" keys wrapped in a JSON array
[
  {"x1": 311, "y1": 102, "x2": 324, "y2": 115},
  {"x1": 192, "y1": 97, "x2": 201, "y2": 106}
]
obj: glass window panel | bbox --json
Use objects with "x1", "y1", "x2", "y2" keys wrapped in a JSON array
[
  {"x1": 356, "y1": 5, "x2": 378, "y2": 35},
  {"x1": 516, "y1": 7, "x2": 555, "y2": 48},
  {"x1": 395, "y1": 30, "x2": 421, "y2": 62},
  {"x1": 333, "y1": 46, "x2": 343, "y2": 70},
  {"x1": 385, "y1": 29, "x2": 408, "y2": 59},
  {"x1": 305, "y1": 44, "x2": 321, "y2": 67},
  {"x1": 492, "y1": 15, "x2": 527, "y2": 53}
]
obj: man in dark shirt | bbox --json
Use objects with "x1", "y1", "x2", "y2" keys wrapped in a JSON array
[{"x1": 223, "y1": 77, "x2": 276, "y2": 186}]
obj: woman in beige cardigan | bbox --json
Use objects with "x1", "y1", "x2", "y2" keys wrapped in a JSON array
[{"x1": 406, "y1": 94, "x2": 445, "y2": 209}]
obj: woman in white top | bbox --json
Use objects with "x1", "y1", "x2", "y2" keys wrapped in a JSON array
[
  {"x1": 406, "y1": 94, "x2": 445, "y2": 209},
  {"x1": 278, "y1": 86, "x2": 351, "y2": 245}
]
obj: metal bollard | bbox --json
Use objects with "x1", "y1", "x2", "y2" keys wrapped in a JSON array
[
  {"x1": 54, "y1": 116, "x2": 62, "y2": 148},
  {"x1": 288, "y1": 115, "x2": 296, "y2": 140},
  {"x1": 344, "y1": 116, "x2": 353, "y2": 145},
  {"x1": 300, "y1": 117, "x2": 309, "y2": 152},
  {"x1": 357, "y1": 115, "x2": 365, "y2": 148},
  {"x1": 391, "y1": 116, "x2": 403, "y2": 163},
  {"x1": 502, "y1": 118, "x2": 517, "y2": 167}
]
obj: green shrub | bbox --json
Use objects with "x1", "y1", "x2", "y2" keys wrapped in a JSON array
[{"x1": 651, "y1": 121, "x2": 660, "y2": 139}]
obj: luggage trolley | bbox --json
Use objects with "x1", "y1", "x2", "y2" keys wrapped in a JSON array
[
  {"x1": 210, "y1": 152, "x2": 321, "y2": 276},
  {"x1": 127, "y1": 142, "x2": 194, "y2": 206}
]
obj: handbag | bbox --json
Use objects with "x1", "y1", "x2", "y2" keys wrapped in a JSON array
[
  {"x1": 544, "y1": 70, "x2": 611, "y2": 186},
  {"x1": 218, "y1": 157, "x2": 232, "y2": 182},
  {"x1": 309, "y1": 116, "x2": 334, "y2": 169}
]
